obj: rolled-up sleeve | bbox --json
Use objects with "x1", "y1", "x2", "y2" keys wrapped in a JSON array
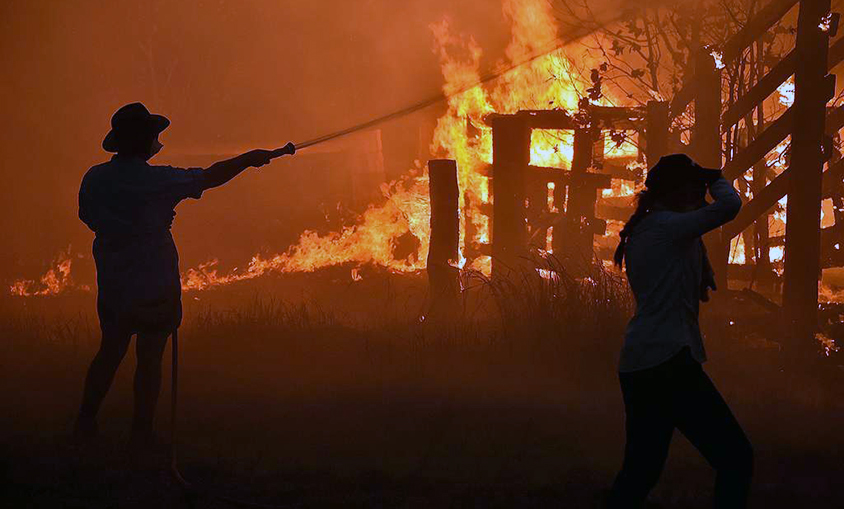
[{"x1": 158, "y1": 166, "x2": 206, "y2": 201}]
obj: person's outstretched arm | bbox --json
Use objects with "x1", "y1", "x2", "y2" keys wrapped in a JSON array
[
  {"x1": 662, "y1": 176, "x2": 742, "y2": 240},
  {"x1": 203, "y1": 143, "x2": 295, "y2": 190}
]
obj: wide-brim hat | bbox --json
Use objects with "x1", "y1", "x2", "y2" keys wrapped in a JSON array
[
  {"x1": 644, "y1": 153, "x2": 722, "y2": 194},
  {"x1": 102, "y1": 102, "x2": 170, "y2": 152}
]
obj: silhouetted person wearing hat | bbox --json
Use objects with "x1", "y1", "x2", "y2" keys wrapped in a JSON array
[
  {"x1": 75, "y1": 102, "x2": 295, "y2": 443},
  {"x1": 607, "y1": 154, "x2": 753, "y2": 508}
]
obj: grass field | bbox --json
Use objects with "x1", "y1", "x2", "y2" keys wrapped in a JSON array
[{"x1": 2, "y1": 263, "x2": 843, "y2": 508}]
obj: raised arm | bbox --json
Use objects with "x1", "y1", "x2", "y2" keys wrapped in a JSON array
[
  {"x1": 662, "y1": 176, "x2": 742, "y2": 240},
  {"x1": 202, "y1": 143, "x2": 295, "y2": 190}
]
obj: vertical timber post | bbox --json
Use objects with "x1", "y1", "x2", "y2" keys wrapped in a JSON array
[
  {"x1": 645, "y1": 100, "x2": 670, "y2": 166},
  {"x1": 491, "y1": 116, "x2": 531, "y2": 278},
  {"x1": 427, "y1": 159, "x2": 460, "y2": 315},
  {"x1": 783, "y1": 0, "x2": 833, "y2": 352},
  {"x1": 693, "y1": 49, "x2": 726, "y2": 290},
  {"x1": 559, "y1": 126, "x2": 595, "y2": 275}
]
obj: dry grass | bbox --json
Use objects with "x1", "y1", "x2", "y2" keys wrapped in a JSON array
[{"x1": 1, "y1": 260, "x2": 843, "y2": 508}]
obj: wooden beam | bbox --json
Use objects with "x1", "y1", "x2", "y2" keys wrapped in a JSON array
[
  {"x1": 723, "y1": 107, "x2": 793, "y2": 180},
  {"x1": 724, "y1": 37, "x2": 844, "y2": 130},
  {"x1": 723, "y1": 0, "x2": 800, "y2": 63},
  {"x1": 427, "y1": 159, "x2": 460, "y2": 311},
  {"x1": 783, "y1": 0, "x2": 832, "y2": 346},
  {"x1": 722, "y1": 104, "x2": 842, "y2": 184},
  {"x1": 723, "y1": 155, "x2": 844, "y2": 241},
  {"x1": 646, "y1": 101, "x2": 670, "y2": 165},
  {"x1": 692, "y1": 48, "x2": 727, "y2": 288},
  {"x1": 486, "y1": 110, "x2": 577, "y2": 130},
  {"x1": 488, "y1": 107, "x2": 649, "y2": 131},
  {"x1": 723, "y1": 51, "x2": 796, "y2": 128},
  {"x1": 553, "y1": 128, "x2": 597, "y2": 273},
  {"x1": 723, "y1": 168, "x2": 790, "y2": 240},
  {"x1": 491, "y1": 116, "x2": 531, "y2": 277},
  {"x1": 587, "y1": 105, "x2": 647, "y2": 130},
  {"x1": 692, "y1": 50, "x2": 723, "y2": 169}
]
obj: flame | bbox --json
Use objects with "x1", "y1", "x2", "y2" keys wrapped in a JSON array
[
  {"x1": 9, "y1": 248, "x2": 89, "y2": 296},
  {"x1": 710, "y1": 50, "x2": 725, "y2": 70},
  {"x1": 602, "y1": 178, "x2": 637, "y2": 198},
  {"x1": 181, "y1": 175, "x2": 431, "y2": 291},
  {"x1": 730, "y1": 235, "x2": 747, "y2": 265},
  {"x1": 815, "y1": 331, "x2": 840, "y2": 356},
  {"x1": 6, "y1": 0, "x2": 724, "y2": 296},
  {"x1": 9, "y1": 0, "x2": 641, "y2": 296},
  {"x1": 181, "y1": 0, "x2": 619, "y2": 289}
]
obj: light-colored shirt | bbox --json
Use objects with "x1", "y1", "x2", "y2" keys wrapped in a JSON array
[
  {"x1": 78, "y1": 155, "x2": 206, "y2": 329},
  {"x1": 620, "y1": 177, "x2": 741, "y2": 372}
]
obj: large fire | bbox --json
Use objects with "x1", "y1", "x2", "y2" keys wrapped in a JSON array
[
  {"x1": 12, "y1": 0, "x2": 629, "y2": 296},
  {"x1": 8, "y1": 0, "x2": 835, "y2": 307}
]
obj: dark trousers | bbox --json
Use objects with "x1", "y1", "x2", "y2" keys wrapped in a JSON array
[
  {"x1": 78, "y1": 324, "x2": 169, "y2": 436},
  {"x1": 608, "y1": 347, "x2": 753, "y2": 509}
]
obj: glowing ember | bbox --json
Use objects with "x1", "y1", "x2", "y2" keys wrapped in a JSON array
[
  {"x1": 710, "y1": 50, "x2": 725, "y2": 70},
  {"x1": 815, "y1": 332, "x2": 840, "y2": 356},
  {"x1": 819, "y1": 13, "x2": 834, "y2": 33}
]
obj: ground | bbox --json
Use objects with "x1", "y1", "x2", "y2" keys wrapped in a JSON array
[{"x1": 2, "y1": 267, "x2": 843, "y2": 508}]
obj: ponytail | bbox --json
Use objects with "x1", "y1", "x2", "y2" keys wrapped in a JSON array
[{"x1": 614, "y1": 189, "x2": 656, "y2": 267}]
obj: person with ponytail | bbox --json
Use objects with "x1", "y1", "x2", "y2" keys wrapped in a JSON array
[{"x1": 607, "y1": 154, "x2": 752, "y2": 509}]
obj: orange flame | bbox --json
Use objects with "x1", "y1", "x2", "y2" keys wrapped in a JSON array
[
  {"x1": 9, "y1": 0, "x2": 638, "y2": 295},
  {"x1": 183, "y1": 0, "x2": 613, "y2": 286},
  {"x1": 9, "y1": 248, "x2": 89, "y2": 296}
]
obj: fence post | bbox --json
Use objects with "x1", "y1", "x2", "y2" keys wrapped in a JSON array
[
  {"x1": 554, "y1": 127, "x2": 596, "y2": 275},
  {"x1": 491, "y1": 116, "x2": 531, "y2": 278},
  {"x1": 693, "y1": 49, "x2": 727, "y2": 290},
  {"x1": 645, "y1": 100, "x2": 670, "y2": 166},
  {"x1": 427, "y1": 159, "x2": 460, "y2": 316},
  {"x1": 783, "y1": 0, "x2": 833, "y2": 353}
]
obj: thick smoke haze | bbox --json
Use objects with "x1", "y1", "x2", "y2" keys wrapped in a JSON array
[{"x1": 0, "y1": 0, "x2": 520, "y2": 282}]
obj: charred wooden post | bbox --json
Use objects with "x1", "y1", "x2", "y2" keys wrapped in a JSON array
[
  {"x1": 557, "y1": 127, "x2": 596, "y2": 274},
  {"x1": 526, "y1": 172, "x2": 549, "y2": 250},
  {"x1": 491, "y1": 116, "x2": 531, "y2": 278},
  {"x1": 783, "y1": 0, "x2": 834, "y2": 350},
  {"x1": 551, "y1": 177, "x2": 568, "y2": 254},
  {"x1": 462, "y1": 193, "x2": 480, "y2": 262},
  {"x1": 645, "y1": 100, "x2": 670, "y2": 165},
  {"x1": 427, "y1": 159, "x2": 460, "y2": 311},
  {"x1": 693, "y1": 49, "x2": 728, "y2": 290}
]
